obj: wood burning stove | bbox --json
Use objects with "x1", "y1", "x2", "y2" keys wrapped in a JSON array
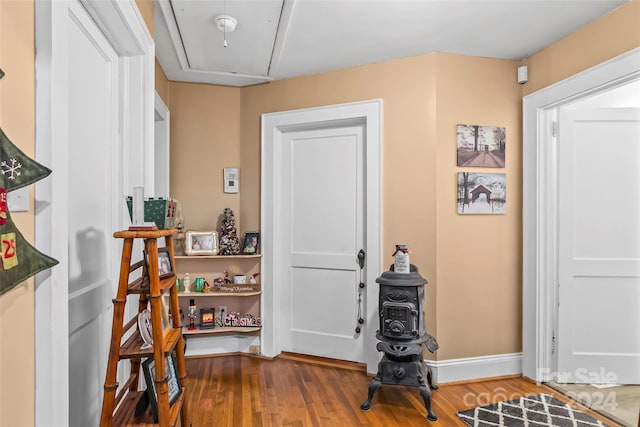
[{"x1": 360, "y1": 264, "x2": 439, "y2": 422}]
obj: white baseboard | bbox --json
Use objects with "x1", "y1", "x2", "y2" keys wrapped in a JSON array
[
  {"x1": 184, "y1": 334, "x2": 261, "y2": 357},
  {"x1": 425, "y1": 352, "x2": 522, "y2": 384}
]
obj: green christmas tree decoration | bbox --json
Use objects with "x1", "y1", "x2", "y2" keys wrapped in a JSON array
[
  {"x1": 0, "y1": 69, "x2": 59, "y2": 294},
  {"x1": 1, "y1": 127, "x2": 52, "y2": 192},
  {"x1": 0, "y1": 208, "x2": 59, "y2": 295}
]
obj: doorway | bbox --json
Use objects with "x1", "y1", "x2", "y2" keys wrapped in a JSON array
[
  {"x1": 553, "y1": 82, "x2": 640, "y2": 427},
  {"x1": 261, "y1": 100, "x2": 383, "y2": 373},
  {"x1": 523, "y1": 48, "x2": 640, "y2": 384},
  {"x1": 279, "y1": 123, "x2": 366, "y2": 363},
  {"x1": 34, "y1": 1, "x2": 154, "y2": 425},
  {"x1": 523, "y1": 48, "x2": 640, "y2": 426},
  {"x1": 556, "y1": 92, "x2": 640, "y2": 384}
]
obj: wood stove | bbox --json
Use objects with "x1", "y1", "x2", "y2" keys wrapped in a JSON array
[{"x1": 360, "y1": 264, "x2": 439, "y2": 422}]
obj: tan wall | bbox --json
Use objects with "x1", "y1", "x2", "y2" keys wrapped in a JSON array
[
  {"x1": 168, "y1": 2, "x2": 639, "y2": 361},
  {"x1": 238, "y1": 55, "x2": 442, "y2": 337},
  {"x1": 237, "y1": 54, "x2": 520, "y2": 360},
  {"x1": 434, "y1": 54, "x2": 522, "y2": 359},
  {"x1": 136, "y1": 0, "x2": 172, "y2": 107},
  {"x1": 0, "y1": 1, "x2": 36, "y2": 426},
  {"x1": 523, "y1": 1, "x2": 640, "y2": 95},
  {"x1": 0, "y1": 5, "x2": 631, "y2": 423},
  {"x1": 169, "y1": 82, "x2": 241, "y2": 231}
]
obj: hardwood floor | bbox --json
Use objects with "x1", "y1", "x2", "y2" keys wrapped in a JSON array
[
  {"x1": 547, "y1": 382, "x2": 639, "y2": 427},
  {"x1": 183, "y1": 353, "x2": 621, "y2": 426}
]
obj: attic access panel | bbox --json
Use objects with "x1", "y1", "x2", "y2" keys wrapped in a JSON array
[{"x1": 171, "y1": 0, "x2": 282, "y2": 76}]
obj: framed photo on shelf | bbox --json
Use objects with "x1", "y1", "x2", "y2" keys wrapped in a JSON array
[
  {"x1": 185, "y1": 230, "x2": 219, "y2": 256},
  {"x1": 242, "y1": 232, "x2": 260, "y2": 254},
  {"x1": 143, "y1": 247, "x2": 174, "y2": 280},
  {"x1": 142, "y1": 352, "x2": 182, "y2": 422},
  {"x1": 137, "y1": 309, "x2": 153, "y2": 349}
]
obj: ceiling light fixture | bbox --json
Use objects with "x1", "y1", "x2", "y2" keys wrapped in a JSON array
[{"x1": 214, "y1": 15, "x2": 237, "y2": 48}]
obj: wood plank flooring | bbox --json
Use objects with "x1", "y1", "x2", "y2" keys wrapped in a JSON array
[
  {"x1": 548, "y1": 382, "x2": 639, "y2": 427},
  {"x1": 183, "y1": 353, "x2": 621, "y2": 426}
]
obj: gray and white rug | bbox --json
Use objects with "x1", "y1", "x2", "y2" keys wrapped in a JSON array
[{"x1": 457, "y1": 394, "x2": 610, "y2": 427}]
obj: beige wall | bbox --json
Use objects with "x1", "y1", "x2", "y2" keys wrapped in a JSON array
[
  {"x1": 0, "y1": 3, "x2": 637, "y2": 424},
  {"x1": 169, "y1": 82, "x2": 242, "y2": 231},
  {"x1": 434, "y1": 54, "x2": 522, "y2": 359},
  {"x1": 236, "y1": 53, "x2": 521, "y2": 360},
  {"x1": 0, "y1": 1, "x2": 36, "y2": 426},
  {"x1": 169, "y1": 0, "x2": 639, "y2": 362},
  {"x1": 239, "y1": 55, "x2": 443, "y2": 336},
  {"x1": 523, "y1": 1, "x2": 640, "y2": 95}
]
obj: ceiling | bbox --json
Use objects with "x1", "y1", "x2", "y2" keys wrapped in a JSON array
[{"x1": 154, "y1": 0, "x2": 628, "y2": 88}]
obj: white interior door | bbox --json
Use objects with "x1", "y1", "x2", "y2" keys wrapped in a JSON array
[
  {"x1": 558, "y1": 107, "x2": 640, "y2": 384},
  {"x1": 66, "y1": 2, "x2": 121, "y2": 425},
  {"x1": 280, "y1": 124, "x2": 366, "y2": 363},
  {"x1": 35, "y1": 1, "x2": 153, "y2": 424}
]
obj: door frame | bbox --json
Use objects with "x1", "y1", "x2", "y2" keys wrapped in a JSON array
[
  {"x1": 261, "y1": 99, "x2": 383, "y2": 374},
  {"x1": 522, "y1": 48, "x2": 640, "y2": 382},
  {"x1": 154, "y1": 92, "x2": 171, "y2": 198},
  {"x1": 34, "y1": 1, "x2": 154, "y2": 424}
]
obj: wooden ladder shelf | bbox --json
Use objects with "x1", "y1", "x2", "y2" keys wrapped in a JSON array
[{"x1": 100, "y1": 229, "x2": 191, "y2": 427}]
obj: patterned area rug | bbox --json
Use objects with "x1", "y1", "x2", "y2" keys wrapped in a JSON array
[{"x1": 457, "y1": 394, "x2": 611, "y2": 426}]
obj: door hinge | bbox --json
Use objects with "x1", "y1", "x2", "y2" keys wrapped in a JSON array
[
  {"x1": 552, "y1": 121, "x2": 558, "y2": 138},
  {"x1": 551, "y1": 330, "x2": 556, "y2": 355}
]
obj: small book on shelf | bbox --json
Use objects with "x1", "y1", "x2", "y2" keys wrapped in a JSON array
[{"x1": 128, "y1": 222, "x2": 158, "y2": 231}]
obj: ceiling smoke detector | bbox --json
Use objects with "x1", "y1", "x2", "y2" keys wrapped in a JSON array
[{"x1": 215, "y1": 15, "x2": 238, "y2": 33}]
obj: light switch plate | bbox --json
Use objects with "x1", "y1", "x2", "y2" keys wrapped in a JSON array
[{"x1": 7, "y1": 187, "x2": 29, "y2": 212}]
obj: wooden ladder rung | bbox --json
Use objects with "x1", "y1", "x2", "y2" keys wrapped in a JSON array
[
  {"x1": 128, "y1": 275, "x2": 176, "y2": 295},
  {"x1": 119, "y1": 328, "x2": 183, "y2": 360}
]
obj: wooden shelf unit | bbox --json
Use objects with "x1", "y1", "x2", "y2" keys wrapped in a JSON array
[
  {"x1": 179, "y1": 290, "x2": 262, "y2": 298},
  {"x1": 174, "y1": 254, "x2": 261, "y2": 260},
  {"x1": 182, "y1": 326, "x2": 262, "y2": 336},
  {"x1": 100, "y1": 229, "x2": 191, "y2": 427},
  {"x1": 174, "y1": 254, "x2": 262, "y2": 353}
]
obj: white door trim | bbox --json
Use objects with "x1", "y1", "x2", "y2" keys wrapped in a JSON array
[
  {"x1": 522, "y1": 48, "x2": 640, "y2": 382},
  {"x1": 261, "y1": 99, "x2": 383, "y2": 373},
  {"x1": 34, "y1": 1, "x2": 153, "y2": 425},
  {"x1": 154, "y1": 92, "x2": 171, "y2": 198}
]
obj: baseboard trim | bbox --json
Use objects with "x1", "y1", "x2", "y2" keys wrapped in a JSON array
[{"x1": 426, "y1": 352, "x2": 523, "y2": 385}]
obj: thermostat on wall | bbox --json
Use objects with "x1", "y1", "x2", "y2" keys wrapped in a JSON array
[{"x1": 224, "y1": 167, "x2": 239, "y2": 193}]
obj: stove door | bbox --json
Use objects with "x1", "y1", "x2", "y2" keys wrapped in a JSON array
[{"x1": 382, "y1": 301, "x2": 417, "y2": 339}]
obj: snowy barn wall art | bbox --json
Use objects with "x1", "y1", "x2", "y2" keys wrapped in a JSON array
[
  {"x1": 456, "y1": 124, "x2": 506, "y2": 168},
  {"x1": 457, "y1": 172, "x2": 506, "y2": 215}
]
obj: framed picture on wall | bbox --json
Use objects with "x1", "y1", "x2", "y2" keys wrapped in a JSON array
[
  {"x1": 456, "y1": 124, "x2": 506, "y2": 168},
  {"x1": 457, "y1": 172, "x2": 506, "y2": 214}
]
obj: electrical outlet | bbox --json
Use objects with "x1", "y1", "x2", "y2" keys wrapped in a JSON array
[
  {"x1": 249, "y1": 345, "x2": 260, "y2": 354},
  {"x1": 219, "y1": 306, "x2": 227, "y2": 318}
]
